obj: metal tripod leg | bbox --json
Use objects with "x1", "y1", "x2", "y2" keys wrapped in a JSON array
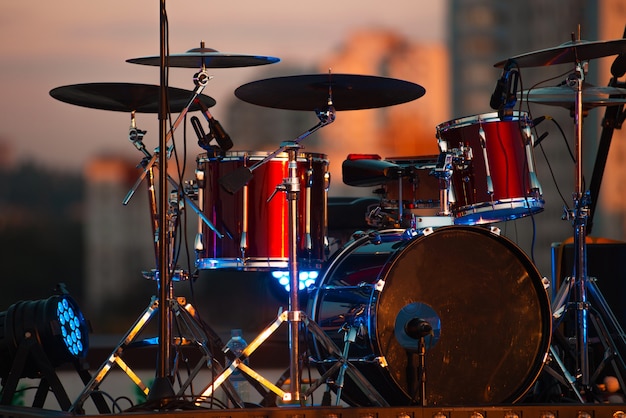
[
  {"x1": 549, "y1": 269, "x2": 626, "y2": 400},
  {"x1": 587, "y1": 279, "x2": 626, "y2": 391},
  {"x1": 70, "y1": 297, "x2": 158, "y2": 413},
  {"x1": 195, "y1": 310, "x2": 388, "y2": 406},
  {"x1": 70, "y1": 296, "x2": 242, "y2": 413}
]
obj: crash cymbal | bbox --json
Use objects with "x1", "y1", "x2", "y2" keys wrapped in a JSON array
[
  {"x1": 520, "y1": 83, "x2": 626, "y2": 108},
  {"x1": 126, "y1": 47, "x2": 280, "y2": 68},
  {"x1": 234, "y1": 74, "x2": 426, "y2": 111},
  {"x1": 495, "y1": 38, "x2": 626, "y2": 68},
  {"x1": 49, "y1": 82, "x2": 216, "y2": 113}
]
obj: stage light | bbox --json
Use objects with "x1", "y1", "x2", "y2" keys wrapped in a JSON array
[
  {"x1": 0, "y1": 286, "x2": 89, "y2": 379},
  {"x1": 0, "y1": 293, "x2": 89, "y2": 378}
]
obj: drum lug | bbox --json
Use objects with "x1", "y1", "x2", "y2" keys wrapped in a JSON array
[
  {"x1": 479, "y1": 125, "x2": 494, "y2": 195},
  {"x1": 489, "y1": 226, "x2": 501, "y2": 236},
  {"x1": 375, "y1": 279, "x2": 385, "y2": 292},
  {"x1": 376, "y1": 356, "x2": 389, "y2": 368}
]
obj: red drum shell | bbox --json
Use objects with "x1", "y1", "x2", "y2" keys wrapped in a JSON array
[
  {"x1": 436, "y1": 112, "x2": 543, "y2": 224},
  {"x1": 197, "y1": 151, "x2": 329, "y2": 270}
]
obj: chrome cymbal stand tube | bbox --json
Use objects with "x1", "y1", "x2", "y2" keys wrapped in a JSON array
[
  {"x1": 550, "y1": 58, "x2": 626, "y2": 400},
  {"x1": 197, "y1": 105, "x2": 388, "y2": 406}
]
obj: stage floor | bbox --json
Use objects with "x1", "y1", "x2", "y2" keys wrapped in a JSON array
[{"x1": 2, "y1": 403, "x2": 626, "y2": 418}]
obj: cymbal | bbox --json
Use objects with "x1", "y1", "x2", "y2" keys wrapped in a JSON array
[
  {"x1": 234, "y1": 74, "x2": 426, "y2": 111},
  {"x1": 49, "y1": 82, "x2": 216, "y2": 113},
  {"x1": 519, "y1": 83, "x2": 626, "y2": 108},
  {"x1": 495, "y1": 39, "x2": 626, "y2": 68},
  {"x1": 126, "y1": 47, "x2": 280, "y2": 68}
]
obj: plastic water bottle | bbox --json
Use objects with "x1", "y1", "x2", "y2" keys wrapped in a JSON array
[{"x1": 225, "y1": 329, "x2": 250, "y2": 404}]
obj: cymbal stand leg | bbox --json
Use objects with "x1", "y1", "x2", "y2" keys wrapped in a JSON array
[
  {"x1": 69, "y1": 298, "x2": 159, "y2": 413},
  {"x1": 586, "y1": 279, "x2": 626, "y2": 391},
  {"x1": 333, "y1": 325, "x2": 357, "y2": 405},
  {"x1": 549, "y1": 60, "x2": 626, "y2": 400}
]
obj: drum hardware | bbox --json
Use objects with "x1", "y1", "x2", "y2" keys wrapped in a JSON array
[
  {"x1": 121, "y1": 114, "x2": 222, "y2": 239},
  {"x1": 198, "y1": 72, "x2": 425, "y2": 405},
  {"x1": 125, "y1": 34, "x2": 280, "y2": 402},
  {"x1": 197, "y1": 101, "x2": 339, "y2": 403},
  {"x1": 436, "y1": 111, "x2": 544, "y2": 225},
  {"x1": 49, "y1": 77, "x2": 247, "y2": 408},
  {"x1": 404, "y1": 318, "x2": 433, "y2": 406},
  {"x1": 503, "y1": 29, "x2": 626, "y2": 401},
  {"x1": 342, "y1": 154, "x2": 450, "y2": 229},
  {"x1": 70, "y1": 155, "x2": 241, "y2": 412},
  {"x1": 431, "y1": 151, "x2": 457, "y2": 217}
]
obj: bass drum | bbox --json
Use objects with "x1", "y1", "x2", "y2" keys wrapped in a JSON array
[{"x1": 308, "y1": 226, "x2": 551, "y2": 406}]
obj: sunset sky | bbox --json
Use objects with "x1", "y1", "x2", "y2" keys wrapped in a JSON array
[{"x1": 0, "y1": 1, "x2": 447, "y2": 171}]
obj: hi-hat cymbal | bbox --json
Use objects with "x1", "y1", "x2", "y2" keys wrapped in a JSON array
[
  {"x1": 126, "y1": 47, "x2": 280, "y2": 68},
  {"x1": 234, "y1": 74, "x2": 426, "y2": 111},
  {"x1": 495, "y1": 39, "x2": 626, "y2": 68},
  {"x1": 519, "y1": 83, "x2": 626, "y2": 108},
  {"x1": 49, "y1": 82, "x2": 216, "y2": 113}
]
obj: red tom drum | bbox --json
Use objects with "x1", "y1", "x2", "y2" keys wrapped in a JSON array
[
  {"x1": 196, "y1": 151, "x2": 329, "y2": 270},
  {"x1": 436, "y1": 112, "x2": 544, "y2": 225}
]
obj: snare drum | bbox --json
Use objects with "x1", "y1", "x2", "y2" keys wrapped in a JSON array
[
  {"x1": 308, "y1": 226, "x2": 551, "y2": 406},
  {"x1": 436, "y1": 112, "x2": 543, "y2": 225},
  {"x1": 381, "y1": 155, "x2": 441, "y2": 212},
  {"x1": 196, "y1": 151, "x2": 329, "y2": 270}
]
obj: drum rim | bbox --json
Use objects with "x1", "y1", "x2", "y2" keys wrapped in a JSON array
[
  {"x1": 436, "y1": 111, "x2": 530, "y2": 132},
  {"x1": 197, "y1": 150, "x2": 329, "y2": 162}
]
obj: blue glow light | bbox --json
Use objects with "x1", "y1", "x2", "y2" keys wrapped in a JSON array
[
  {"x1": 55, "y1": 295, "x2": 88, "y2": 358},
  {"x1": 271, "y1": 270, "x2": 320, "y2": 292}
]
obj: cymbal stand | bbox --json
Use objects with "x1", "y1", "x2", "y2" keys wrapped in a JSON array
[
  {"x1": 71, "y1": 114, "x2": 239, "y2": 412},
  {"x1": 549, "y1": 58, "x2": 626, "y2": 400},
  {"x1": 198, "y1": 105, "x2": 388, "y2": 406}
]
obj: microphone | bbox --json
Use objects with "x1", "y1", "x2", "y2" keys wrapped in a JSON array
[
  {"x1": 490, "y1": 71, "x2": 510, "y2": 110},
  {"x1": 190, "y1": 116, "x2": 211, "y2": 149},
  {"x1": 405, "y1": 318, "x2": 433, "y2": 340},
  {"x1": 490, "y1": 60, "x2": 517, "y2": 111},
  {"x1": 194, "y1": 98, "x2": 234, "y2": 151}
]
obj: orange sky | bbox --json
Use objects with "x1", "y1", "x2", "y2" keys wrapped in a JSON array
[{"x1": 0, "y1": 0, "x2": 447, "y2": 171}]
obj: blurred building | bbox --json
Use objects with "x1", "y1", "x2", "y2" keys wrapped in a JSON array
[
  {"x1": 316, "y1": 29, "x2": 451, "y2": 197},
  {"x1": 448, "y1": 0, "x2": 626, "y2": 278},
  {"x1": 83, "y1": 7, "x2": 626, "y2": 327},
  {"x1": 83, "y1": 155, "x2": 156, "y2": 324}
]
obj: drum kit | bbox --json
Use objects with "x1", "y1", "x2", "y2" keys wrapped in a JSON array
[{"x1": 48, "y1": 25, "x2": 626, "y2": 410}]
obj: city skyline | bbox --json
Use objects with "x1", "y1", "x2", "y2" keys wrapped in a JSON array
[{"x1": 0, "y1": 0, "x2": 447, "y2": 171}]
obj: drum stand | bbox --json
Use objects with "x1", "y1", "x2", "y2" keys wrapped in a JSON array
[
  {"x1": 200, "y1": 106, "x2": 387, "y2": 406},
  {"x1": 547, "y1": 60, "x2": 626, "y2": 401},
  {"x1": 70, "y1": 113, "x2": 241, "y2": 412}
]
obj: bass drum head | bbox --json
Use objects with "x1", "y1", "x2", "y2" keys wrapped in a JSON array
[{"x1": 310, "y1": 226, "x2": 551, "y2": 406}]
